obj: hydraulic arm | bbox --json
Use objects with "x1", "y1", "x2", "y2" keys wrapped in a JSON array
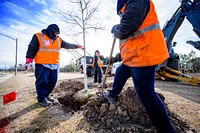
[{"x1": 157, "y1": 0, "x2": 200, "y2": 86}]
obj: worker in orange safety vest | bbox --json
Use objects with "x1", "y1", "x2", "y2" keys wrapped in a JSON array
[
  {"x1": 25, "y1": 24, "x2": 84, "y2": 107},
  {"x1": 92, "y1": 50, "x2": 104, "y2": 87},
  {"x1": 103, "y1": 0, "x2": 175, "y2": 133}
]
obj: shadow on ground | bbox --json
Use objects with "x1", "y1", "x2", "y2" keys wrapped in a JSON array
[{"x1": 0, "y1": 103, "x2": 42, "y2": 133}]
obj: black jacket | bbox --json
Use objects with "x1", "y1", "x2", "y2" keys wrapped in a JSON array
[{"x1": 112, "y1": 0, "x2": 150, "y2": 39}]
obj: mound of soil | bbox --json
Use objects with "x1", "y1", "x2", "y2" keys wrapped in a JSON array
[
  {"x1": 53, "y1": 79, "x2": 84, "y2": 111},
  {"x1": 53, "y1": 79, "x2": 195, "y2": 133}
]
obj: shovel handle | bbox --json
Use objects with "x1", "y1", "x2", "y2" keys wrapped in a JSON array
[{"x1": 102, "y1": 37, "x2": 116, "y2": 91}]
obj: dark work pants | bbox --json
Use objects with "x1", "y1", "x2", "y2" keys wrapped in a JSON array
[
  {"x1": 110, "y1": 63, "x2": 175, "y2": 133},
  {"x1": 35, "y1": 64, "x2": 58, "y2": 102},
  {"x1": 93, "y1": 66, "x2": 102, "y2": 83}
]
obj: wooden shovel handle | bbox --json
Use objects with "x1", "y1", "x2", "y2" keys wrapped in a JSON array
[{"x1": 102, "y1": 37, "x2": 116, "y2": 92}]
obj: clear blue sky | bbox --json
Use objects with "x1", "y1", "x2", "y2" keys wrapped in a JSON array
[{"x1": 0, "y1": 0, "x2": 199, "y2": 69}]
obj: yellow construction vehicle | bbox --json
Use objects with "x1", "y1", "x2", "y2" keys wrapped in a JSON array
[
  {"x1": 157, "y1": 67, "x2": 200, "y2": 86},
  {"x1": 156, "y1": 0, "x2": 200, "y2": 86}
]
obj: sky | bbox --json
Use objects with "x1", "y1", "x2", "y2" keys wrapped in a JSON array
[{"x1": 0, "y1": 0, "x2": 199, "y2": 69}]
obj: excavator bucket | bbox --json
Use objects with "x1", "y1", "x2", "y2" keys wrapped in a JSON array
[{"x1": 158, "y1": 67, "x2": 200, "y2": 86}]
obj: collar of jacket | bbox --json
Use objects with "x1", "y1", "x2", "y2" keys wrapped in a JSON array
[{"x1": 117, "y1": 0, "x2": 128, "y2": 15}]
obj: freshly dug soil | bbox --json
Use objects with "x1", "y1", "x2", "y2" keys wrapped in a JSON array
[
  {"x1": 53, "y1": 79, "x2": 196, "y2": 133},
  {"x1": 0, "y1": 73, "x2": 199, "y2": 133}
]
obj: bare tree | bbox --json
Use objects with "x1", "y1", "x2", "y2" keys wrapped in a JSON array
[
  {"x1": 180, "y1": 50, "x2": 198, "y2": 72},
  {"x1": 180, "y1": 50, "x2": 196, "y2": 65},
  {"x1": 53, "y1": 0, "x2": 104, "y2": 91}
]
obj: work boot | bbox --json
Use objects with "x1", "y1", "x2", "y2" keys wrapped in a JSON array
[
  {"x1": 98, "y1": 83, "x2": 102, "y2": 88},
  {"x1": 93, "y1": 82, "x2": 98, "y2": 87},
  {"x1": 46, "y1": 96, "x2": 54, "y2": 102},
  {"x1": 93, "y1": 82, "x2": 98, "y2": 85},
  {"x1": 103, "y1": 90, "x2": 117, "y2": 104},
  {"x1": 38, "y1": 100, "x2": 51, "y2": 107}
]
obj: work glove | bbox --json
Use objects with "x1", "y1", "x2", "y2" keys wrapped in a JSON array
[
  {"x1": 77, "y1": 44, "x2": 85, "y2": 50},
  {"x1": 107, "y1": 53, "x2": 121, "y2": 64},
  {"x1": 25, "y1": 58, "x2": 33, "y2": 70},
  {"x1": 111, "y1": 25, "x2": 122, "y2": 39},
  {"x1": 111, "y1": 25, "x2": 118, "y2": 34},
  {"x1": 106, "y1": 57, "x2": 115, "y2": 64}
]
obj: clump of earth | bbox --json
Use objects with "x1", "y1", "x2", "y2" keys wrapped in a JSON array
[{"x1": 53, "y1": 79, "x2": 195, "y2": 133}]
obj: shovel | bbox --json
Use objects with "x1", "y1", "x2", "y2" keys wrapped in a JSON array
[{"x1": 102, "y1": 37, "x2": 116, "y2": 94}]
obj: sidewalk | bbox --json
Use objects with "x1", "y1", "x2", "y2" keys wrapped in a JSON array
[{"x1": 0, "y1": 73, "x2": 14, "y2": 83}]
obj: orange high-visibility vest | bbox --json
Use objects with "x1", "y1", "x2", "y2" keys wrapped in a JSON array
[
  {"x1": 92, "y1": 57, "x2": 103, "y2": 68},
  {"x1": 34, "y1": 32, "x2": 62, "y2": 64},
  {"x1": 97, "y1": 57, "x2": 103, "y2": 67},
  {"x1": 119, "y1": 0, "x2": 169, "y2": 67}
]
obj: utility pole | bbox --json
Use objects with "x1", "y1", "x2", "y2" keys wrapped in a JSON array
[
  {"x1": 15, "y1": 39, "x2": 18, "y2": 75},
  {"x1": 0, "y1": 32, "x2": 18, "y2": 75}
]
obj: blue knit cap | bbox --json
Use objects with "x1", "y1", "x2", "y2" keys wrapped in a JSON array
[{"x1": 46, "y1": 24, "x2": 60, "y2": 34}]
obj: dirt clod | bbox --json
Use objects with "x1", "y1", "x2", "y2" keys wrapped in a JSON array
[{"x1": 53, "y1": 80, "x2": 84, "y2": 111}]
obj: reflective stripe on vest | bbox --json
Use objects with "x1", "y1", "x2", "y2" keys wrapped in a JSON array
[
  {"x1": 38, "y1": 33, "x2": 61, "y2": 52},
  {"x1": 121, "y1": 23, "x2": 160, "y2": 44}
]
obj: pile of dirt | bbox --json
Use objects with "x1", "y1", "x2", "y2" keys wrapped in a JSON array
[
  {"x1": 53, "y1": 79, "x2": 195, "y2": 133},
  {"x1": 53, "y1": 79, "x2": 84, "y2": 111}
]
